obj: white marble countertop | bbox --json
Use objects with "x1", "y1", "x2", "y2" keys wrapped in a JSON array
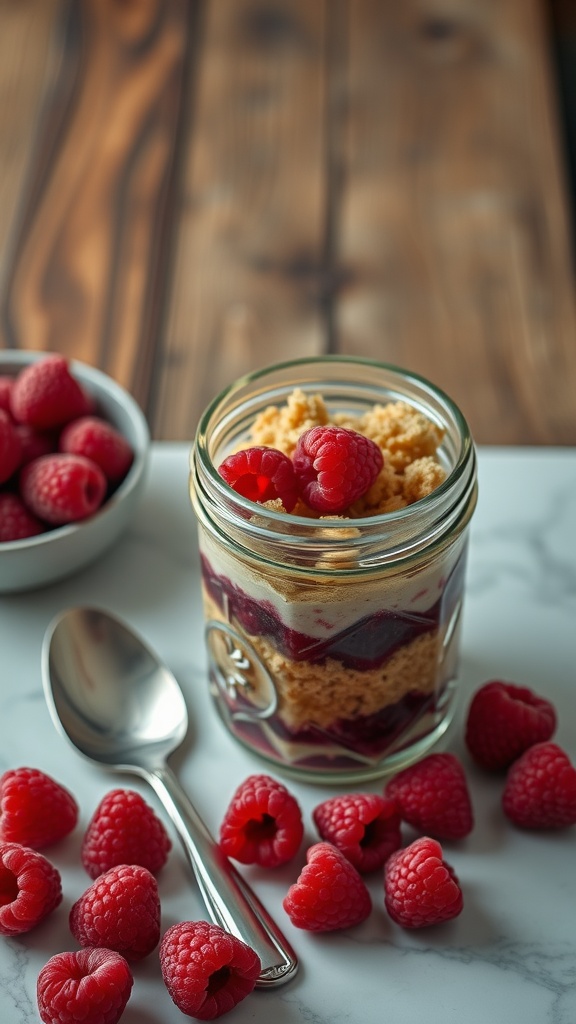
[{"x1": 1, "y1": 444, "x2": 575, "y2": 1024}]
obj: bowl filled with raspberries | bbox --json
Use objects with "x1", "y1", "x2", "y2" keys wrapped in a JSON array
[{"x1": 0, "y1": 350, "x2": 149, "y2": 593}]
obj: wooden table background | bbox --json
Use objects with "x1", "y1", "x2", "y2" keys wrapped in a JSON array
[{"x1": 1, "y1": 0, "x2": 575, "y2": 445}]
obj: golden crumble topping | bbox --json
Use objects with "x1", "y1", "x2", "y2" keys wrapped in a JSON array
[
  {"x1": 251, "y1": 389, "x2": 329, "y2": 456},
  {"x1": 402, "y1": 457, "x2": 446, "y2": 504},
  {"x1": 249, "y1": 389, "x2": 446, "y2": 517},
  {"x1": 346, "y1": 402, "x2": 444, "y2": 471}
]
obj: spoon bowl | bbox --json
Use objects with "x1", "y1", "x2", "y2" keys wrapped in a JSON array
[
  {"x1": 44, "y1": 608, "x2": 188, "y2": 770},
  {"x1": 42, "y1": 606, "x2": 297, "y2": 988}
]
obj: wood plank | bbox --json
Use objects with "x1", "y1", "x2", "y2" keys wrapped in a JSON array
[
  {"x1": 334, "y1": 0, "x2": 576, "y2": 444},
  {"x1": 548, "y1": 0, "x2": 576, "y2": 245},
  {"x1": 0, "y1": 0, "x2": 192, "y2": 413},
  {"x1": 1, "y1": 0, "x2": 575, "y2": 445},
  {"x1": 151, "y1": 0, "x2": 329, "y2": 440},
  {"x1": 0, "y1": 0, "x2": 61, "y2": 288}
]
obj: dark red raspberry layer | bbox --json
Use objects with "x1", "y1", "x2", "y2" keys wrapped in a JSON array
[
  {"x1": 203, "y1": 552, "x2": 466, "y2": 769},
  {"x1": 201, "y1": 553, "x2": 465, "y2": 672},
  {"x1": 228, "y1": 689, "x2": 435, "y2": 769}
]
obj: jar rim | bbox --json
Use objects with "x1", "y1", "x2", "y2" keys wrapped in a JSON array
[{"x1": 192, "y1": 355, "x2": 474, "y2": 530}]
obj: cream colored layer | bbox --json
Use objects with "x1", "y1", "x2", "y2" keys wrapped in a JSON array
[
  {"x1": 199, "y1": 529, "x2": 460, "y2": 639},
  {"x1": 203, "y1": 589, "x2": 446, "y2": 732}
]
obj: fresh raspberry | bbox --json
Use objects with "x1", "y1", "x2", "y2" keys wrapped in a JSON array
[
  {"x1": 384, "y1": 753, "x2": 474, "y2": 840},
  {"x1": 0, "y1": 492, "x2": 45, "y2": 541},
  {"x1": 0, "y1": 842, "x2": 62, "y2": 935},
  {"x1": 465, "y1": 680, "x2": 557, "y2": 771},
  {"x1": 0, "y1": 375, "x2": 13, "y2": 412},
  {"x1": 384, "y1": 836, "x2": 463, "y2": 929},
  {"x1": 0, "y1": 766, "x2": 79, "y2": 848},
  {"x1": 219, "y1": 774, "x2": 303, "y2": 868},
  {"x1": 81, "y1": 788, "x2": 172, "y2": 879},
  {"x1": 312, "y1": 793, "x2": 402, "y2": 872},
  {"x1": 0, "y1": 408, "x2": 22, "y2": 483},
  {"x1": 160, "y1": 920, "x2": 261, "y2": 1020},
  {"x1": 218, "y1": 446, "x2": 299, "y2": 512},
  {"x1": 15, "y1": 422, "x2": 57, "y2": 465},
  {"x1": 69, "y1": 863, "x2": 160, "y2": 960},
  {"x1": 59, "y1": 416, "x2": 133, "y2": 484},
  {"x1": 37, "y1": 948, "x2": 133, "y2": 1024},
  {"x1": 20, "y1": 453, "x2": 107, "y2": 525},
  {"x1": 292, "y1": 425, "x2": 383, "y2": 513},
  {"x1": 283, "y1": 842, "x2": 372, "y2": 931},
  {"x1": 502, "y1": 742, "x2": 576, "y2": 829},
  {"x1": 10, "y1": 354, "x2": 92, "y2": 429}
]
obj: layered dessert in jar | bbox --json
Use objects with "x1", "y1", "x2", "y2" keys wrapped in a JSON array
[{"x1": 190, "y1": 359, "x2": 477, "y2": 782}]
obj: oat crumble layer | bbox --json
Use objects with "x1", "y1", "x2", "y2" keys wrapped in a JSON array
[{"x1": 203, "y1": 590, "x2": 460, "y2": 732}]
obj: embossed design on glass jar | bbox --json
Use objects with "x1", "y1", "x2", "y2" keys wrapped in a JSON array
[{"x1": 205, "y1": 619, "x2": 278, "y2": 722}]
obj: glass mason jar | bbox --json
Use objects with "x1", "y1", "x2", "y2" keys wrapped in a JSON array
[{"x1": 190, "y1": 357, "x2": 477, "y2": 783}]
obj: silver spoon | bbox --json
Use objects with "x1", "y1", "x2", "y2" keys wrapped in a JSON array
[{"x1": 41, "y1": 606, "x2": 298, "y2": 989}]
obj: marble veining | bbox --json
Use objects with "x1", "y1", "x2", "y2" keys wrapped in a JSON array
[
  {"x1": 0, "y1": 445, "x2": 575, "y2": 1024},
  {"x1": 468, "y1": 459, "x2": 576, "y2": 604},
  {"x1": 0, "y1": 939, "x2": 43, "y2": 1023}
]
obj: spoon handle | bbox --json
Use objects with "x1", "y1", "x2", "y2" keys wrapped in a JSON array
[{"x1": 145, "y1": 764, "x2": 298, "y2": 988}]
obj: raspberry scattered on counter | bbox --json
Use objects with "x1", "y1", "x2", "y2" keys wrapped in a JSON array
[
  {"x1": 0, "y1": 842, "x2": 62, "y2": 936},
  {"x1": 384, "y1": 835, "x2": 463, "y2": 929},
  {"x1": 312, "y1": 792, "x2": 402, "y2": 872},
  {"x1": 0, "y1": 766, "x2": 78, "y2": 848},
  {"x1": 385, "y1": 753, "x2": 474, "y2": 840},
  {"x1": 81, "y1": 788, "x2": 172, "y2": 879},
  {"x1": 465, "y1": 680, "x2": 557, "y2": 771},
  {"x1": 219, "y1": 773, "x2": 303, "y2": 868},
  {"x1": 160, "y1": 920, "x2": 261, "y2": 1021},
  {"x1": 69, "y1": 864, "x2": 161, "y2": 961},
  {"x1": 37, "y1": 948, "x2": 133, "y2": 1024},
  {"x1": 283, "y1": 841, "x2": 372, "y2": 931},
  {"x1": 502, "y1": 742, "x2": 576, "y2": 829}
]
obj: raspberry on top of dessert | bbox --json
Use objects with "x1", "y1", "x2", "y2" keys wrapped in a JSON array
[{"x1": 246, "y1": 388, "x2": 446, "y2": 517}]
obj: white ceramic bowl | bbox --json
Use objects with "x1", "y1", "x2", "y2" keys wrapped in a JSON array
[{"x1": 0, "y1": 350, "x2": 150, "y2": 593}]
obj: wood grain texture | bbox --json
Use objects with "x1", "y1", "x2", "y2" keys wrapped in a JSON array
[
  {"x1": 0, "y1": 0, "x2": 193, "y2": 410},
  {"x1": 334, "y1": 0, "x2": 576, "y2": 444},
  {"x1": 0, "y1": 0, "x2": 575, "y2": 444},
  {"x1": 152, "y1": 0, "x2": 329, "y2": 439},
  {"x1": 0, "y1": 0, "x2": 61, "y2": 288}
]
